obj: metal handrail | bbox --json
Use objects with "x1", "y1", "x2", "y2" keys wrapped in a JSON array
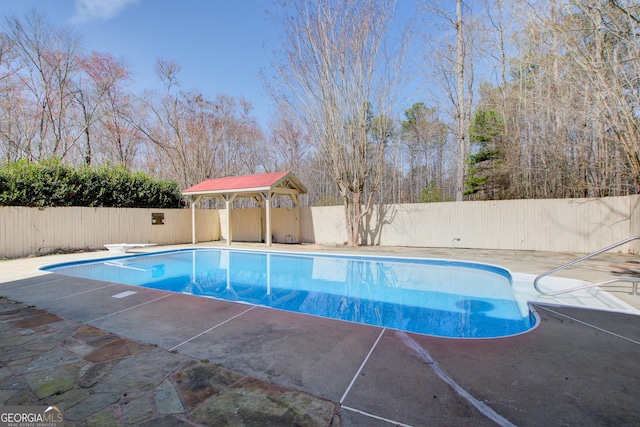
[{"x1": 533, "y1": 236, "x2": 640, "y2": 296}]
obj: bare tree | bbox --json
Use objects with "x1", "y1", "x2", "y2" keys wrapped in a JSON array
[
  {"x1": 555, "y1": 0, "x2": 640, "y2": 189},
  {"x1": 269, "y1": 112, "x2": 310, "y2": 173},
  {"x1": 136, "y1": 59, "x2": 262, "y2": 189},
  {"x1": 422, "y1": 0, "x2": 478, "y2": 201},
  {"x1": 266, "y1": 0, "x2": 407, "y2": 246},
  {"x1": 454, "y1": 0, "x2": 468, "y2": 201},
  {"x1": 0, "y1": 38, "x2": 37, "y2": 161},
  {"x1": 3, "y1": 10, "x2": 83, "y2": 160},
  {"x1": 76, "y1": 51, "x2": 138, "y2": 167},
  {"x1": 489, "y1": 0, "x2": 640, "y2": 197},
  {"x1": 401, "y1": 102, "x2": 448, "y2": 202}
]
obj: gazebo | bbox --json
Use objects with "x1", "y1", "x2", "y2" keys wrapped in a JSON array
[{"x1": 182, "y1": 171, "x2": 307, "y2": 246}]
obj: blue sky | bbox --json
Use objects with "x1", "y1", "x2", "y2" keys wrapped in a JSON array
[{"x1": 0, "y1": 0, "x2": 422, "y2": 128}]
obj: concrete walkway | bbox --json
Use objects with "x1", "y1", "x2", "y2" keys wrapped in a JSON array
[{"x1": 1, "y1": 243, "x2": 640, "y2": 426}]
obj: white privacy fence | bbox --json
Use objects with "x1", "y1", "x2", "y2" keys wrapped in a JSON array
[
  {"x1": 1, "y1": 195, "x2": 638, "y2": 258},
  {"x1": 353, "y1": 196, "x2": 640, "y2": 253},
  {"x1": 1, "y1": 207, "x2": 219, "y2": 258},
  {"x1": 224, "y1": 195, "x2": 640, "y2": 254}
]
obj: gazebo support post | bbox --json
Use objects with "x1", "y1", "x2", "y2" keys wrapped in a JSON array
[
  {"x1": 260, "y1": 191, "x2": 272, "y2": 246},
  {"x1": 291, "y1": 194, "x2": 301, "y2": 244},
  {"x1": 224, "y1": 194, "x2": 236, "y2": 245},
  {"x1": 267, "y1": 192, "x2": 272, "y2": 246},
  {"x1": 190, "y1": 196, "x2": 202, "y2": 244}
]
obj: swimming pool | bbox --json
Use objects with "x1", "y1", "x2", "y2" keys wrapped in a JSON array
[{"x1": 41, "y1": 249, "x2": 537, "y2": 338}]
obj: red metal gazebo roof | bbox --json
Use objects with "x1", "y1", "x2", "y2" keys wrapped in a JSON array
[{"x1": 182, "y1": 171, "x2": 307, "y2": 197}]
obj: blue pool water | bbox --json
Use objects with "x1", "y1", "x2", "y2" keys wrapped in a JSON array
[{"x1": 42, "y1": 249, "x2": 536, "y2": 338}]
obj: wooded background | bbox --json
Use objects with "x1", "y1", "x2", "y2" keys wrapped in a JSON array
[{"x1": 1, "y1": 1, "x2": 638, "y2": 209}]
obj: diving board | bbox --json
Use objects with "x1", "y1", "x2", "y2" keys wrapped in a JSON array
[{"x1": 104, "y1": 243, "x2": 157, "y2": 254}]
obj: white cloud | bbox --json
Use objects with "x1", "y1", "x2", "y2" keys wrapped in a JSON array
[{"x1": 71, "y1": 0, "x2": 139, "y2": 23}]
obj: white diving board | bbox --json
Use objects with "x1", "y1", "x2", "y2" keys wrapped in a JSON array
[{"x1": 104, "y1": 243, "x2": 157, "y2": 254}]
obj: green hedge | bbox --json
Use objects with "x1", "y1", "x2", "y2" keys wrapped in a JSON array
[{"x1": 0, "y1": 159, "x2": 183, "y2": 208}]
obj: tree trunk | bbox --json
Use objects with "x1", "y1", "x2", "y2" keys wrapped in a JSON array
[{"x1": 455, "y1": 0, "x2": 467, "y2": 201}]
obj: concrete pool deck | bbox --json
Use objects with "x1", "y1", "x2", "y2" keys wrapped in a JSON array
[{"x1": 1, "y1": 242, "x2": 640, "y2": 426}]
